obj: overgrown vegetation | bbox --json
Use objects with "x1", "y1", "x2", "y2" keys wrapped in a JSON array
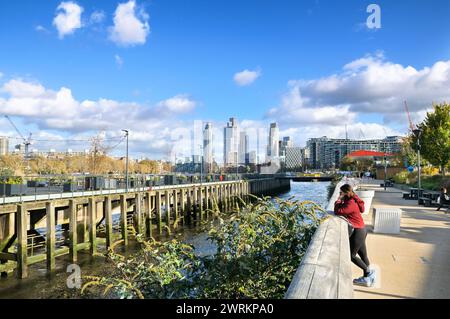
[
  {"x1": 79, "y1": 196, "x2": 324, "y2": 299},
  {"x1": 392, "y1": 170, "x2": 450, "y2": 190},
  {"x1": 327, "y1": 175, "x2": 342, "y2": 201}
]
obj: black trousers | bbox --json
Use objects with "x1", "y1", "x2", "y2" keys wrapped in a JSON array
[{"x1": 350, "y1": 227, "x2": 370, "y2": 276}]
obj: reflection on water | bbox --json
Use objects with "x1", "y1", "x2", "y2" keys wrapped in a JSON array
[
  {"x1": 0, "y1": 181, "x2": 331, "y2": 299},
  {"x1": 278, "y1": 181, "x2": 331, "y2": 208}
]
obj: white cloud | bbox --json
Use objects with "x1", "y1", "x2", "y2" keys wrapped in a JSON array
[
  {"x1": 156, "y1": 95, "x2": 196, "y2": 113},
  {"x1": 299, "y1": 54, "x2": 450, "y2": 117},
  {"x1": 233, "y1": 69, "x2": 261, "y2": 86},
  {"x1": 115, "y1": 54, "x2": 124, "y2": 68},
  {"x1": 266, "y1": 81, "x2": 357, "y2": 126},
  {"x1": 35, "y1": 25, "x2": 49, "y2": 33},
  {"x1": 0, "y1": 78, "x2": 196, "y2": 132},
  {"x1": 267, "y1": 54, "x2": 450, "y2": 134},
  {"x1": 109, "y1": 0, "x2": 150, "y2": 47},
  {"x1": 2, "y1": 79, "x2": 47, "y2": 98},
  {"x1": 0, "y1": 78, "x2": 199, "y2": 158},
  {"x1": 53, "y1": 1, "x2": 84, "y2": 39},
  {"x1": 90, "y1": 10, "x2": 106, "y2": 24}
]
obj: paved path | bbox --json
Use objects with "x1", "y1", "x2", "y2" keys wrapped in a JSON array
[{"x1": 351, "y1": 180, "x2": 450, "y2": 299}]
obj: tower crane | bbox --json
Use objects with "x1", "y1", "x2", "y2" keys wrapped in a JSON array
[
  {"x1": 404, "y1": 100, "x2": 416, "y2": 132},
  {"x1": 3, "y1": 115, "x2": 32, "y2": 159}
]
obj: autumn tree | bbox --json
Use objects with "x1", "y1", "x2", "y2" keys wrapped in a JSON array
[{"x1": 412, "y1": 103, "x2": 450, "y2": 175}]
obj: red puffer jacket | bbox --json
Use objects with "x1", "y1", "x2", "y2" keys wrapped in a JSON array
[{"x1": 334, "y1": 194, "x2": 365, "y2": 229}]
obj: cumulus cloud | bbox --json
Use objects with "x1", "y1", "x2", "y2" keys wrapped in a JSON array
[
  {"x1": 267, "y1": 54, "x2": 450, "y2": 133},
  {"x1": 233, "y1": 69, "x2": 261, "y2": 86},
  {"x1": 53, "y1": 1, "x2": 84, "y2": 39},
  {"x1": 90, "y1": 10, "x2": 106, "y2": 24},
  {"x1": 266, "y1": 81, "x2": 357, "y2": 126},
  {"x1": 299, "y1": 54, "x2": 450, "y2": 118},
  {"x1": 0, "y1": 78, "x2": 196, "y2": 132},
  {"x1": 156, "y1": 95, "x2": 197, "y2": 113},
  {"x1": 109, "y1": 0, "x2": 150, "y2": 47},
  {"x1": 0, "y1": 78, "x2": 200, "y2": 158}
]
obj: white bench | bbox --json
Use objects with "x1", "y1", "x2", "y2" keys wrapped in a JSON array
[{"x1": 373, "y1": 207, "x2": 402, "y2": 234}]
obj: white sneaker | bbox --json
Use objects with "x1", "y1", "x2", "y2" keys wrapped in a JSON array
[{"x1": 353, "y1": 274, "x2": 374, "y2": 287}]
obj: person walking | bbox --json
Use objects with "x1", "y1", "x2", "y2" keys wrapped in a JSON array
[
  {"x1": 437, "y1": 187, "x2": 449, "y2": 211},
  {"x1": 334, "y1": 184, "x2": 376, "y2": 287}
]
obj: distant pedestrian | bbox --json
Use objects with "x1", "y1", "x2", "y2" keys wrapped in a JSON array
[
  {"x1": 437, "y1": 187, "x2": 449, "y2": 211},
  {"x1": 334, "y1": 184, "x2": 376, "y2": 287}
]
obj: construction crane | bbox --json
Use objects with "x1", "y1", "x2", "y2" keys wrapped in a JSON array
[
  {"x1": 3, "y1": 115, "x2": 32, "y2": 159},
  {"x1": 404, "y1": 100, "x2": 416, "y2": 132}
]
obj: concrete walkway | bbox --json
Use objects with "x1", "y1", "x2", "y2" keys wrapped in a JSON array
[{"x1": 352, "y1": 180, "x2": 450, "y2": 299}]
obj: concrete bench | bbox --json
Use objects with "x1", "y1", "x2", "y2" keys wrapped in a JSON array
[{"x1": 373, "y1": 207, "x2": 402, "y2": 234}]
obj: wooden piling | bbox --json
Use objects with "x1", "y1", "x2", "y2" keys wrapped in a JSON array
[
  {"x1": 156, "y1": 191, "x2": 162, "y2": 234},
  {"x1": 104, "y1": 196, "x2": 113, "y2": 249},
  {"x1": 173, "y1": 189, "x2": 179, "y2": 223},
  {"x1": 69, "y1": 200, "x2": 77, "y2": 262},
  {"x1": 193, "y1": 186, "x2": 198, "y2": 217},
  {"x1": 135, "y1": 193, "x2": 143, "y2": 234},
  {"x1": 165, "y1": 190, "x2": 171, "y2": 228},
  {"x1": 146, "y1": 192, "x2": 152, "y2": 238},
  {"x1": 199, "y1": 186, "x2": 204, "y2": 219},
  {"x1": 88, "y1": 197, "x2": 97, "y2": 255},
  {"x1": 120, "y1": 195, "x2": 128, "y2": 246},
  {"x1": 16, "y1": 204, "x2": 28, "y2": 279},
  {"x1": 205, "y1": 186, "x2": 209, "y2": 214},
  {"x1": 46, "y1": 202, "x2": 56, "y2": 272},
  {"x1": 181, "y1": 188, "x2": 186, "y2": 225}
]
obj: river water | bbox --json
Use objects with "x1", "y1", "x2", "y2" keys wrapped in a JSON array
[{"x1": 0, "y1": 181, "x2": 331, "y2": 299}]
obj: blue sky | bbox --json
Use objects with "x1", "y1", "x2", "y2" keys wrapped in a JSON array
[{"x1": 0, "y1": 0, "x2": 450, "y2": 159}]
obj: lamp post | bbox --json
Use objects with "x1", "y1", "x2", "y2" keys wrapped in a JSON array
[
  {"x1": 413, "y1": 128, "x2": 422, "y2": 203},
  {"x1": 122, "y1": 130, "x2": 129, "y2": 192},
  {"x1": 384, "y1": 155, "x2": 388, "y2": 191}
]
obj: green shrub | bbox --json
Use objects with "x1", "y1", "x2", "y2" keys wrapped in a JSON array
[
  {"x1": 393, "y1": 171, "x2": 410, "y2": 184},
  {"x1": 80, "y1": 196, "x2": 324, "y2": 299}
]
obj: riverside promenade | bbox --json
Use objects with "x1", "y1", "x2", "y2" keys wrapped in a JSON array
[{"x1": 352, "y1": 180, "x2": 450, "y2": 299}]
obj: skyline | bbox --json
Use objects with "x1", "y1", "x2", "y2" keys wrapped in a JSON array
[{"x1": 1, "y1": 0, "x2": 450, "y2": 159}]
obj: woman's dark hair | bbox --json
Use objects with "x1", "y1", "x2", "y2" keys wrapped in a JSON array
[{"x1": 340, "y1": 184, "x2": 355, "y2": 198}]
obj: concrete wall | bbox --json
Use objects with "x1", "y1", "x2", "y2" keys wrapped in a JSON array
[
  {"x1": 285, "y1": 216, "x2": 354, "y2": 299},
  {"x1": 286, "y1": 177, "x2": 358, "y2": 299}
]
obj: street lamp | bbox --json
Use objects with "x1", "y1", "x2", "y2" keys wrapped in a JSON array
[
  {"x1": 413, "y1": 128, "x2": 423, "y2": 204},
  {"x1": 122, "y1": 130, "x2": 129, "y2": 192}
]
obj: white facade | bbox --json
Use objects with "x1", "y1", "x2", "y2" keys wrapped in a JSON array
[
  {"x1": 223, "y1": 117, "x2": 239, "y2": 167},
  {"x1": 248, "y1": 150, "x2": 257, "y2": 165},
  {"x1": 203, "y1": 122, "x2": 214, "y2": 173},
  {"x1": 239, "y1": 131, "x2": 248, "y2": 165},
  {"x1": 267, "y1": 123, "x2": 280, "y2": 162},
  {"x1": 0, "y1": 137, "x2": 9, "y2": 156}
]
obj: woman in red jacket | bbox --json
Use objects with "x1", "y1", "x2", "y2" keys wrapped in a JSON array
[{"x1": 335, "y1": 184, "x2": 376, "y2": 287}]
